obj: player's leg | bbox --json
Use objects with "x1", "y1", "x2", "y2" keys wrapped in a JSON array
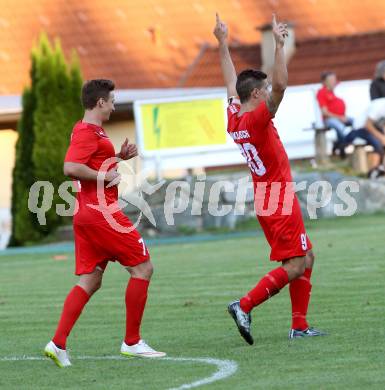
[
  {"x1": 121, "y1": 260, "x2": 166, "y2": 358},
  {"x1": 241, "y1": 254, "x2": 305, "y2": 312},
  {"x1": 289, "y1": 250, "x2": 314, "y2": 332},
  {"x1": 53, "y1": 267, "x2": 104, "y2": 348},
  {"x1": 288, "y1": 250, "x2": 326, "y2": 339},
  {"x1": 106, "y1": 214, "x2": 165, "y2": 357},
  {"x1": 45, "y1": 267, "x2": 104, "y2": 367},
  {"x1": 124, "y1": 260, "x2": 153, "y2": 346},
  {"x1": 228, "y1": 255, "x2": 305, "y2": 345}
]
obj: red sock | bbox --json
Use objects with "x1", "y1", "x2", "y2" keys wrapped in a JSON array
[
  {"x1": 289, "y1": 268, "x2": 313, "y2": 331},
  {"x1": 52, "y1": 285, "x2": 89, "y2": 349},
  {"x1": 240, "y1": 267, "x2": 289, "y2": 313},
  {"x1": 125, "y1": 278, "x2": 150, "y2": 346}
]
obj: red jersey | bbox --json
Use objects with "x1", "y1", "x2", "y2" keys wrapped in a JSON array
[
  {"x1": 227, "y1": 98, "x2": 292, "y2": 185},
  {"x1": 227, "y1": 98, "x2": 312, "y2": 261},
  {"x1": 64, "y1": 121, "x2": 119, "y2": 225},
  {"x1": 316, "y1": 86, "x2": 345, "y2": 116}
]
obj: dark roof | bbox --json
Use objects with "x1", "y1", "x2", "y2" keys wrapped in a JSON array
[
  {"x1": 288, "y1": 31, "x2": 385, "y2": 84},
  {"x1": 180, "y1": 43, "x2": 262, "y2": 87},
  {"x1": 182, "y1": 30, "x2": 385, "y2": 87}
]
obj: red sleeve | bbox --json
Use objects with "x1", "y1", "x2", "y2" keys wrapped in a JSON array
[
  {"x1": 247, "y1": 101, "x2": 272, "y2": 134},
  {"x1": 64, "y1": 129, "x2": 99, "y2": 164},
  {"x1": 316, "y1": 88, "x2": 327, "y2": 108}
]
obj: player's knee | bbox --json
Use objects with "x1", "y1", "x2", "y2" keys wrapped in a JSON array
[
  {"x1": 88, "y1": 278, "x2": 102, "y2": 295},
  {"x1": 292, "y1": 257, "x2": 306, "y2": 278},
  {"x1": 94, "y1": 278, "x2": 103, "y2": 291},
  {"x1": 78, "y1": 270, "x2": 104, "y2": 295},
  {"x1": 143, "y1": 261, "x2": 154, "y2": 279},
  {"x1": 306, "y1": 250, "x2": 315, "y2": 268},
  {"x1": 131, "y1": 261, "x2": 153, "y2": 280},
  {"x1": 298, "y1": 261, "x2": 306, "y2": 276}
]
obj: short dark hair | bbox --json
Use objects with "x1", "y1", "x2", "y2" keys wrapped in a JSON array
[
  {"x1": 236, "y1": 69, "x2": 267, "y2": 103},
  {"x1": 320, "y1": 71, "x2": 335, "y2": 82},
  {"x1": 81, "y1": 79, "x2": 115, "y2": 110}
]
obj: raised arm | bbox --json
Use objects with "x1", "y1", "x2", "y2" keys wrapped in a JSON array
[
  {"x1": 266, "y1": 14, "x2": 288, "y2": 115},
  {"x1": 213, "y1": 13, "x2": 237, "y2": 98}
]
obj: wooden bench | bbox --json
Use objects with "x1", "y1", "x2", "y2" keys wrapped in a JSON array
[
  {"x1": 303, "y1": 123, "x2": 331, "y2": 166},
  {"x1": 349, "y1": 138, "x2": 374, "y2": 174}
]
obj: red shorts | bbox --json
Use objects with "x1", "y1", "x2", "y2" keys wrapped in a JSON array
[
  {"x1": 73, "y1": 214, "x2": 150, "y2": 275},
  {"x1": 257, "y1": 197, "x2": 312, "y2": 261}
]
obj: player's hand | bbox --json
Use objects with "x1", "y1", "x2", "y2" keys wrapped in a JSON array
[
  {"x1": 105, "y1": 169, "x2": 121, "y2": 187},
  {"x1": 272, "y1": 14, "x2": 288, "y2": 49},
  {"x1": 118, "y1": 138, "x2": 138, "y2": 160},
  {"x1": 213, "y1": 13, "x2": 228, "y2": 43}
]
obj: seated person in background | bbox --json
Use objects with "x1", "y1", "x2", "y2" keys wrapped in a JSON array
[
  {"x1": 345, "y1": 97, "x2": 385, "y2": 179},
  {"x1": 316, "y1": 71, "x2": 353, "y2": 157},
  {"x1": 370, "y1": 60, "x2": 385, "y2": 100}
]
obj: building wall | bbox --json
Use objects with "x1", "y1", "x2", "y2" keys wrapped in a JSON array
[
  {"x1": 104, "y1": 119, "x2": 142, "y2": 194},
  {"x1": 0, "y1": 129, "x2": 17, "y2": 249},
  {"x1": 0, "y1": 130, "x2": 18, "y2": 208}
]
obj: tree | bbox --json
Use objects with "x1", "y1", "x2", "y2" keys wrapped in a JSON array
[
  {"x1": 9, "y1": 34, "x2": 83, "y2": 245},
  {"x1": 9, "y1": 53, "x2": 39, "y2": 245}
]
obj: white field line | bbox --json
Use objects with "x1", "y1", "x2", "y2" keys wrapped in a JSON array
[
  {"x1": 164, "y1": 357, "x2": 238, "y2": 390},
  {"x1": 0, "y1": 355, "x2": 238, "y2": 390}
]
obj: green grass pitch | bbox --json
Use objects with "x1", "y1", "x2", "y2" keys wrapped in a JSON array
[{"x1": 0, "y1": 213, "x2": 385, "y2": 389}]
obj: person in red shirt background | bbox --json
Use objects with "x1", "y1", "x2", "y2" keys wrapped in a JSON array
[{"x1": 316, "y1": 71, "x2": 354, "y2": 157}]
